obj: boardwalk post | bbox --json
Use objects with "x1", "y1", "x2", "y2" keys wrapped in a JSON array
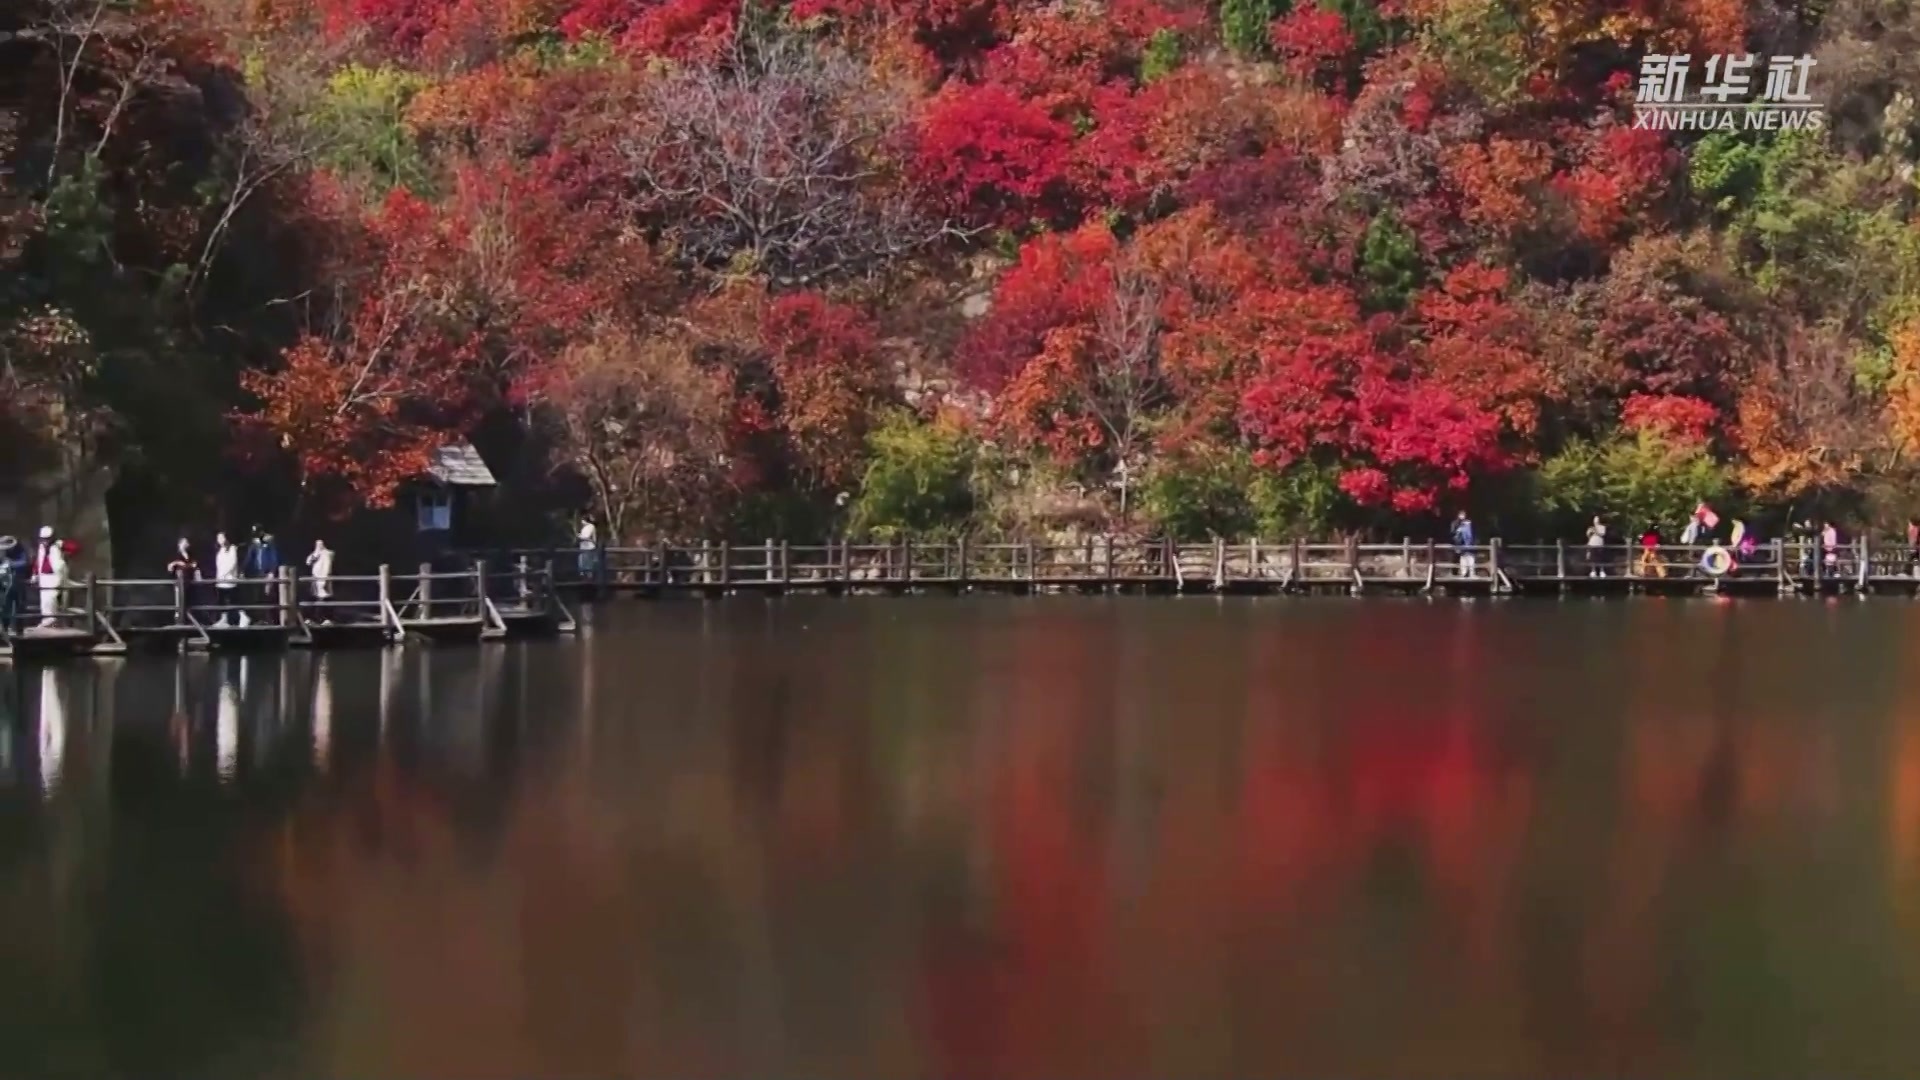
[
  {"x1": 718, "y1": 541, "x2": 731, "y2": 589},
  {"x1": 1345, "y1": 535, "x2": 1358, "y2": 577},
  {"x1": 957, "y1": 537, "x2": 969, "y2": 586},
  {"x1": 1084, "y1": 537, "x2": 1094, "y2": 581},
  {"x1": 379, "y1": 565, "x2": 392, "y2": 631},
  {"x1": 1293, "y1": 539, "x2": 1305, "y2": 585},
  {"x1": 764, "y1": 538, "x2": 776, "y2": 583},
  {"x1": 279, "y1": 566, "x2": 296, "y2": 626},
  {"x1": 1249, "y1": 539, "x2": 1259, "y2": 584},
  {"x1": 1213, "y1": 537, "x2": 1226, "y2": 590},
  {"x1": 779, "y1": 540, "x2": 790, "y2": 585},
  {"x1": 419, "y1": 562, "x2": 434, "y2": 615},
  {"x1": 594, "y1": 539, "x2": 609, "y2": 593},
  {"x1": 1775, "y1": 538, "x2": 1789, "y2": 594},
  {"x1": 1400, "y1": 537, "x2": 1410, "y2": 579},
  {"x1": 475, "y1": 558, "x2": 488, "y2": 611},
  {"x1": 1859, "y1": 536, "x2": 1870, "y2": 591},
  {"x1": 1024, "y1": 538, "x2": 1036, "y2": 585},
  {"x1": 1163, "y1": 538, "x2": 1175, "y2": 583},
  {"x1": 1812, "y1": 537, "x2": 1822, "y2": 589},
  {"x1": 1490, "y1": 539, "x2": 1504, "y2": 589},
  {"x1": 84, "y1": 574, "x2": 97, "y2": 632},
  {"x1": 1555, "y1": 539, "x2": 1567, "y2": 580},
  {"x1": 175, "y1": 570, "x2": 188, "y2": 625},
  {"x1": 517, "y1": 555, "x2": 531, "y2": 602},
  {"x1": 903, "y1": 537, "x2": 914, "y2": 585}
]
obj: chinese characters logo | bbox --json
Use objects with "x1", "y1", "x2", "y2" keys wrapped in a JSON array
[{"x1": 1633, "y1": 54, "x2": 1824, "y2": 131}]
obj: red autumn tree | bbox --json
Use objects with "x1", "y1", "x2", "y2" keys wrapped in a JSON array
[
  {"x1": 236, "y1": 188, "x2": 479, "y2": 510},
  {"x1": 912, "y1": 82, "x2": 1077, "y2": 230},
  {"x1": 761, "y1": 292, "x2": 891, "y2": 491},
  {"x1": 1234, "y1": 280, "x2": 1509, "y2": 514}
]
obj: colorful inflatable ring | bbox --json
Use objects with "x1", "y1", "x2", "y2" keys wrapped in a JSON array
[{"x1": 1701, "y1": 545, "x2": 1734, "y2": 577}]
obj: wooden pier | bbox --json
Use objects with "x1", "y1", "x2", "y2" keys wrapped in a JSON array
[
  {"x1": 470, "y1": 535, "x2": 1920, "y2": 601},
  {"x1": 7, "y1": 534, "x2": 1914, "y2": 661},
  {"x1": 0, "y1": 559, "x2": 576, "y2": 660}
]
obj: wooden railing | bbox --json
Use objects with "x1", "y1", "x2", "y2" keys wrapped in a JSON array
[
  {"x1": 1, "y1": 560, "x2": 574, "y2": 651},
  {"x1": 457, "y1": 534, "x2": 1920, "y2": 596}
]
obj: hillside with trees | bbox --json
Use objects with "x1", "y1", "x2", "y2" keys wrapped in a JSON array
[{"x1": 5, "y1": 0, "x2": 1920, "y2": 550}]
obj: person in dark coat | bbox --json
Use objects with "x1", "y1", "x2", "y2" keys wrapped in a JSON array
[
  {"x1": 245, "y1": 526, "x2": 282, "y2": 624},
  {"x1": 0, "y1": 536, "x2": 25, "y2": 634}
]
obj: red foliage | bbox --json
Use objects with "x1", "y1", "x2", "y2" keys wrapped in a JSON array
[
  {"x1": 1414, "y1": 263, "x2": 1552, "y2": 445},
  {"x1": 1551, "y1": 123, "x2": 1677, "y2": 244},
  {"x1": 1269, "y1": 6, "x2": 1353, "y2": 85},
  {"x1": 1234, "y1": 280, "x2": 1509, "y2": 512},
  {"x1": 957, "y1": 224, "x2": 1118, "y2": 391},
  {"x1": 761, "y1": 293, "x2": 890, "y2": 489},
  {"x1": 1622, "y1": 393, "x2": 1718, "y2": 446},
  {"x1": 236, "y1": 162, "x2": 625, "y2": 509},
  {"x1": 790, "y1": 0, "x2": 1009, "y2": 65},
  {"x1": 914, "y1": 84, "x2": 1077, "y2": 229}
]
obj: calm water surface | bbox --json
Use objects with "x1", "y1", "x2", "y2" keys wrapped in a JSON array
[{"x1": 4, "y1": 596, "x2": 1920, "y2": 1078}]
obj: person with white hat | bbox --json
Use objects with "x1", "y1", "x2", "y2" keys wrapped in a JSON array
[{"x1": 32, "y1": 526, "x2": 67, "y2": 629}]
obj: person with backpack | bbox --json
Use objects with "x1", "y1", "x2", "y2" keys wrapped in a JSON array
[
  {"x1": 1451, "y1": 511, "x2": 1476, "y2": 577},
  {"x1": 245, "y1": 526, "x2": 282, "y2": 624}
]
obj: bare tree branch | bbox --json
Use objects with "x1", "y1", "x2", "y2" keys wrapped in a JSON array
[{"x1": 615, "y1": 33, "x2": 968, "y2": 288}]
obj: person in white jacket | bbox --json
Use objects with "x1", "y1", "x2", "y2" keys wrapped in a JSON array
[
  {"x1": 577, "y1": 518, "x2": 599, "y2": 579},
  {"x1": 33, "y1": 525, "x2": 67, "y2": 629},
  {"x1": 305, "y1": 539, "x2": 334, "y2": 624},
  {"x1": 213, "y1": 532, "x2": 245, "y2": 627}
]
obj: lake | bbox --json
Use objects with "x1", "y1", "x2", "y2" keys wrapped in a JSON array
[{"x1": 3, "y1": 595, "x2": 1920, "y2": 1078}]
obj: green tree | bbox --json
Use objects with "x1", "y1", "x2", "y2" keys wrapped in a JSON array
[
  {"x1": 850, "y1": 413, "x2": 978, "y2": 537},
  {"x1": 310, "y1": 65, "x2": 435, "y2": 194},
  {"x1": 1537, "y1": 431, "x2": 1730, "y2": 534},
  {"x1": 1220, "y1": 0, "x2": 1289, "y2": 56},
  {"x1": 1359, "y1": 211, "x2": 1422, "y2": 311},
  {"x1": 1140, "y1": 29, "x2": 1183, "y2": 83}
]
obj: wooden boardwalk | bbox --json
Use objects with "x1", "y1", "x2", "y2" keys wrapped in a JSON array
[
  {"x1": 472, "y1": 536, "x2": 1920, "y2": 600},
  {"x1": 7, "y1": 535, "x2": 1910, "y2": 662},
  {"x1": 0, "y1": 560, "x2": 576, "y2": 660}
]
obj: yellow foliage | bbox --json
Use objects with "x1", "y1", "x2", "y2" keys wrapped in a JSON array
[{"x1": 1886, "y1": 319, "x2": 1920, "y2": 455}]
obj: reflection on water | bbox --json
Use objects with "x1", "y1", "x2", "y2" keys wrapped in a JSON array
[{"x1": 2, "y1": 598, "x2": 1920, "y2": 1077}]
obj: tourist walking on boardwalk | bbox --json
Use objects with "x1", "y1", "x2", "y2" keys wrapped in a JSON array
[
  {"x1": 577, "y1": 517, "x2": 599, "y2": 580},
  {"x1": 1451, "y1": 511, "x2": 1476, "y2": 577},
  {"x1": 0, "y1": 535, "x2": 25, "y2": 633},
  {"x1": 32, "y1": 526, "x2": 67, "y2": 629},
  {"x1": 213, "y1": 532, "x2": 243, "y2": 627},
  {"x1": 1585, "y1": 515, "x2": 1608, "y2": 577},
  {"x1": 1908, "y1": 517, "x2": 1919, "y2": 576},
  {"x1": 245, "y1": 526, "x2": 281, "y2": 624},
  {"x1": 1637, "y1": 526, "x2": 1666, "y2": 578},
  {"x1": 306, "y1": 539, "x2": 334, "y2": 624},
  {"x1": 166, "y1": 538, "x2": 198, "y2": 624},
  {"x1": 1822, "y1": 520, "x2": 1841, "y2": 576},
  {"x1": 1734, "y1": 521, "x2": 1757, "y2": 569}
]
